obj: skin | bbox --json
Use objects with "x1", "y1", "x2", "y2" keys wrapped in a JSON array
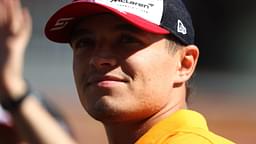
[
  {"x1": 0, "y1": 0, "x2": 31, "y2": 98},
  {"x1": 70, "y1": 14, "x2": 199, "y2": 144}
]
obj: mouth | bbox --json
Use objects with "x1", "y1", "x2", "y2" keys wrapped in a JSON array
[{"x1": 86, "y1": 75, "x2": 129, "y2": 86}]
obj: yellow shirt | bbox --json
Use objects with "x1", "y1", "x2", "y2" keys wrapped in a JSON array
[{"x1": 136, "y1": 110, "x2": 235, "y2": 144}]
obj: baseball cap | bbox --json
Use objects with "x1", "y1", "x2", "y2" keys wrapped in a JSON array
[{"x1": 45, "y1": 0, "x2": 194, "y2": 45}]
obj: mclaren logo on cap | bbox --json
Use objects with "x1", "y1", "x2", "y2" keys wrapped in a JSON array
[
  {"x1": 96, "y1": 0, "x2": 163, "y2": 25},
  {"x1": 177, "y1": 20, "x2": 187, "y2": 35},
  {"x1": 110, "y1": 0, "x2": 154, "y2": 9},
  {"x1": 50, "y1": 17, "x2": 74, "y2": 31}
]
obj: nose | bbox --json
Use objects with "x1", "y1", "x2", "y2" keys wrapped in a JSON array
[{"x1": 89, "y1": 55, "x2": 117, "y2": 70}]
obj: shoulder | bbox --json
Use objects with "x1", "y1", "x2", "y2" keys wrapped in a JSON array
[
  {"x1": 164, "y1": 128, "x2": 236, "y2": 144},
  {"x1": 136, "y1": 110, "x2": 236, "y2": 144}
]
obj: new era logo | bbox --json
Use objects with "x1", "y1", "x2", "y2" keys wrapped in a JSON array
[{"x1": 177, "y1": 20, "x2": 187, "y2": 35}]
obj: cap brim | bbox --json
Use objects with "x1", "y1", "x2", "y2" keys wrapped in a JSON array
[{"x1": 45, "y1": 1, "x2": 169, "y2": 43}]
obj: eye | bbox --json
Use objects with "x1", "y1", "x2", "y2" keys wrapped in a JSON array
[{"x1": 71, "y1": 37, "x2": 95, "y2": 50}]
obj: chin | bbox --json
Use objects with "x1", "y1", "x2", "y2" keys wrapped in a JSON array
[
  {"x1": 85, "y1": 101, "x2": 133, "y2": 124},
  {"x1": 87, "y1": 100, "x2": 123, "y2": 122}
]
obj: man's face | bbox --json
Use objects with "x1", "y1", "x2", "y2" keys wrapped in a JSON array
[{"x1": 71, "y1": 14, "x2": 183, "y2": 123}]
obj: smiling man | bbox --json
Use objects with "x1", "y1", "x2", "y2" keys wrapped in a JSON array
[
  {"x1": 44, "y1": 0, "x2": 235, "y2": 143},
  {"x1": 70, "y1": 15, "x2": 194, "y2": 143},
  {"x1": 0, "y1": 0, "x2": 235, "y2": 143}
]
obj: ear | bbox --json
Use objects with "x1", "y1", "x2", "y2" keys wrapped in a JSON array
[{"x1": 174, "y1": 45, "x2": 199, "y2": 84}]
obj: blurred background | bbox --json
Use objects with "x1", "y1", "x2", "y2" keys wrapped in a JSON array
[{"x1": 20, "y1": 0, "x2": 256, "y2": 143}]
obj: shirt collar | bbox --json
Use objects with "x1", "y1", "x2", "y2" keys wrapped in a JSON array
[{"x1": 136, "y1": 109, "x2": 208, "y2": 144}]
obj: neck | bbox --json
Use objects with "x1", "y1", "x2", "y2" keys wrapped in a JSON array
[
  {"x1": 104, "y1": 99, "x2": 187, "y2": 144},
  {"x1": 104, "y1": 122, "x2": 142, "y2": 144}
]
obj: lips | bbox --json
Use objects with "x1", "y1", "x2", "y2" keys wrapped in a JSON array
[{"x1": 86, "y1": 75, "x2": 129, "y2": 86}]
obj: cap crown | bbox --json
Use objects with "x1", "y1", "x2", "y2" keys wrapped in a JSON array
[{"x1": 45, "y1": 0, "x2": 194, "y2": 45}]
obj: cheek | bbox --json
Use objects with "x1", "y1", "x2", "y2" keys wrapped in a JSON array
[
  {"x1": 73, "y1": 58, "x2": 93, "y2": 112},
  {"x1": 126, "y1": 49, "x2": 177, "y2": 86},
  {"x1": 73, "y1": 57, "x2": 81, "y2": 86},
  {"x1": 73, "y1": 54, "x2": 89, "y2": 81},
  {"x1": 125, "y1": 51, "x2": 177, "y2": 100},
  {"x1": 72, "y1": 56, "x2": 88, "y2": 98}
]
